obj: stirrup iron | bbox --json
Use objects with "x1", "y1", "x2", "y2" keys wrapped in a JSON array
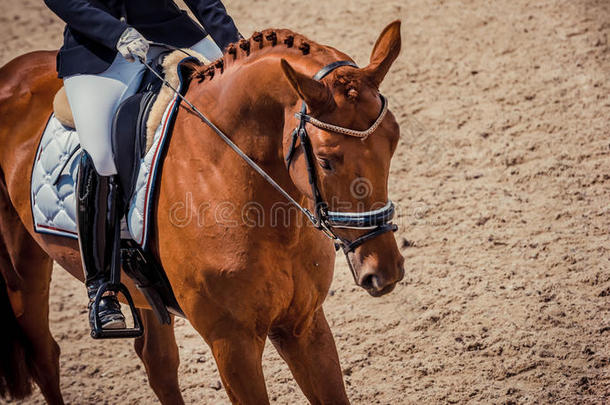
[{"x1": 90, "y1": 282, "x2": 143, "y2": 339}]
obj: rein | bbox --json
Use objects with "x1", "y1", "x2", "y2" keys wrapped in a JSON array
[{"x1": 141, "y1": 51, "x2": 397, "y2": 283}]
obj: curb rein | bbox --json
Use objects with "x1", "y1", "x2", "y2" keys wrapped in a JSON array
[{"x1": 141, "y1": 55, "x2": 397, "y2": 283}]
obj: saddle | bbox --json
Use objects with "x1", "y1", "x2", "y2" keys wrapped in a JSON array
[
  {"x1": 111, "y1": 61, "x2": 163, "y2": 207},
  {"x1": 49, "y1": 52, "x2": 201, "y2": 326}
]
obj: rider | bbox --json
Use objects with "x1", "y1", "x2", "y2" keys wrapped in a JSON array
[{"x1": 44, "y1": 0, "x2": 240, "y2": 331}]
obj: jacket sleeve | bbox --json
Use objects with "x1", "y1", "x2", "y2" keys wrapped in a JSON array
[
  {"x1": 44, "y1": 0, "x2": 128, "y2": 50},
  {"x1": 183, "y1": 0, "x2": 240, "y2": 51}
]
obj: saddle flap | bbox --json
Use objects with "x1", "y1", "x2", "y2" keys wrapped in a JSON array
[
  {"x1": 111, "y1": 88, "x2": 158, "y2": 207},
  {"x1": 111, "y1": 54, "x2": 169, "y2": 208}
]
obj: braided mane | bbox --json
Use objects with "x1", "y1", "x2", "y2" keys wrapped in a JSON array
[
  {"x1": 188, "y1": 29, "x2": 322, "y2": 83},
  {"x1": 185, "y1": 29, "x2": 370, "y2": 105}
]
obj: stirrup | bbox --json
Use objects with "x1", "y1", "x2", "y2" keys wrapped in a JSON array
[{"x1": 90, "y1": 281, "x2": 143, "y2": 339}]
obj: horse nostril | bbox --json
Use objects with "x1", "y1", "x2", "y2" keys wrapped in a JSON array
[{"x1": 360, "y1": 273, "x2": 378, "y2": 291}]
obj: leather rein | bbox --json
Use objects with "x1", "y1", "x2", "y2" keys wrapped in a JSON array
[{"x1": 141, "y1": 54, "x2": 397, "y2": 283}]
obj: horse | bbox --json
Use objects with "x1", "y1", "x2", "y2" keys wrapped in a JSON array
[{"x1": 0, "y1": 21, "x2": 403, "y2": 404}]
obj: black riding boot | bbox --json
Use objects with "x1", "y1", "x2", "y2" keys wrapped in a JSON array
[{"x1": 76, "y1": 152, "x2": 126, "y2": 330}]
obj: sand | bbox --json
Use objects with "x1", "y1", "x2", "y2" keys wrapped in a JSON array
[{"x1": 1, "y1": 0, "x2": 608, "y2": 403}]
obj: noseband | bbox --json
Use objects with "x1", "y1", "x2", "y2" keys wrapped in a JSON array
[
  {"x1": 284, "y1": 61, "x2": 398, "y2": 280},
  {"x1": 140, "y1": 56, "x2": 397, "y2": 284}
]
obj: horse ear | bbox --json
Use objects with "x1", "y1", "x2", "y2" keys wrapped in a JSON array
[
  {"x1": 281, "y1": 59, "x2": 332, "y2": 110},
  {"x1": 362, "y1": 20, "x2": 402, "y2": 88}
]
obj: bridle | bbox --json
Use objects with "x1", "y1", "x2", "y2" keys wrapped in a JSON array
[
  {"x1": 141, "y1": 55, "x2": 398, "y2": 283},
  {"x1": 283, "y1": 60, "x2": 398, "y2": 281}
]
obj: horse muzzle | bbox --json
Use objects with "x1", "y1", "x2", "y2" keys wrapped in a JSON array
[{"x1": 355, "y1": 253, "x2": 405, "y2": 297}]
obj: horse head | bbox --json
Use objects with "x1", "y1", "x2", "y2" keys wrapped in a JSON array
[{"x1": 280, "y1": 21, "x2": 404, "y2": 296}]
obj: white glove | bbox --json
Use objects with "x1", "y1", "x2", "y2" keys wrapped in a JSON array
[{"x1": 116, "y1": 27, "x2": 149, "y2": 63}]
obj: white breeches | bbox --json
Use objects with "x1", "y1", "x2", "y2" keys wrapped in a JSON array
[{"x1": 63, "y1": 36, "x2": 222, "y2": 176}]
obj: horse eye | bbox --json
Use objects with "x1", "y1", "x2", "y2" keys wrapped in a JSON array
[{"x1": 318, "y1": 158, "x2": 333, "y2": 172}]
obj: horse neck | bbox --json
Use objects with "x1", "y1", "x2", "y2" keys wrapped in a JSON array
[
  {"x1": 168, "y1": 46, "x2": 342, "y2": 241},
  {"x1": 175, "y1": 47, "x2": 341, "y2": 218}
]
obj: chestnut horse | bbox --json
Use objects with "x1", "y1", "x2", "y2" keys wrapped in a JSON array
[{"x1": 0, "y1": 21, "x2": 403, "y2": 404}]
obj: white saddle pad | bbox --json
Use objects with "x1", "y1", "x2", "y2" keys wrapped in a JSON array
[{"x1": 31, "y1": 79, "x2": 183, "y2": 248}]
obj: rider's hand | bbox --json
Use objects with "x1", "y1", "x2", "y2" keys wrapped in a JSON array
[{"x1": 116, "y1": 27, "x2": 149, "y2": 63}]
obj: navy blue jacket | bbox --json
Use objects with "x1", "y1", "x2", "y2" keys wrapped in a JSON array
[{"x1": 45, "y1": 0, "x2": 240, "y2": 77}]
